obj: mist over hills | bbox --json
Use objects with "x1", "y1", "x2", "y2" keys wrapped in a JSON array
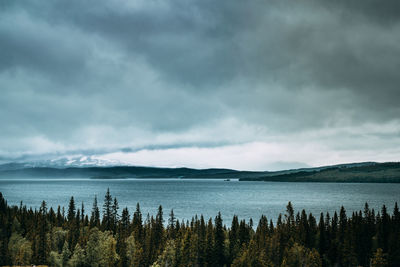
[{"x1": 0, "y1": 158, "x2": 399, "y2": 182}]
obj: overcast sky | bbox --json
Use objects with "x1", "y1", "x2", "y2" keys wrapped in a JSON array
[{"x1": 1, "y1": 0, "x2": 400, "y2": 170}]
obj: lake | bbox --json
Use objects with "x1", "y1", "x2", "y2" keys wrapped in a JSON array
[{"x1": 1, "y1": 178, "x2": 399, "y2": 226}]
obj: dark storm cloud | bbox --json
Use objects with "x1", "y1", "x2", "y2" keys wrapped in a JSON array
[
  {"x1": 1, "y1": 0, "x2": 400, "y2": 167},
  {"x1": 328, "y1": 0, "x2": 400, "y2": 25}
]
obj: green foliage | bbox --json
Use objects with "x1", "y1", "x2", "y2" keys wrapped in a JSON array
[
  {"x1": 48, "y1": 241, "x2": 71, "y2": 267},
  {"x1": 69, "y1": 243, "x2": 85, "y2": 267},
  {"x1": 1, "y1": 190, "x2": 400, "y2": 266},
  {"x1": 281, "y1": 243, "x2": 321, "y2": 267},
  {"x1": 85, "y1": 227, "x2": 102, "y2": 266},
  {"x1": 61, "y1": 241, "x2": 71, "y2": 266},
  {"x1": 152, "y1": 240, "x2": 176, "y2": 267},
  {"x1": 371, "y1": 248, "x2": 388, "y2": 267},
  {"x1": 49, "y1": 250, "x2": 62, "y2": 267},
  {"x1": 100, "y1": 232, "x2": 119, "y2": 266},
  {"x1": 8, "y1": 232, "x2": 32, "y2": 265},
  {"x1": 52, "y1": 227, "x2": 68, "y2": 253}
]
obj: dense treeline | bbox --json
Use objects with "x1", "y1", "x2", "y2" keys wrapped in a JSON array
[{"x1": 0, "y1": 190, "x2": 399, "y2": 267}]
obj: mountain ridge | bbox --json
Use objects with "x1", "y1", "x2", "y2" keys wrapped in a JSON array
[{"x1": 1, "y1": 160, "x2": 400, "y2": 182}]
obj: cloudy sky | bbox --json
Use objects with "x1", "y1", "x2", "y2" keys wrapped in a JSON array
[{"x1": 1, "y1": 0, "x2": 400, "y2": 170}]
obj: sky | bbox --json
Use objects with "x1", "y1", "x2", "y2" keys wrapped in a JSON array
[{"x1": 1, "y1": 0, "x2": 400, "y2": 171}]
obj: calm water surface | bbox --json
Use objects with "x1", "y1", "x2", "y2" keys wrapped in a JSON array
[{"x1": 1, "y1": 178, "x2": 399, "y2": 225}]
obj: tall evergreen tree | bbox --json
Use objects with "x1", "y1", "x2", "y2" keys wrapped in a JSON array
[
  {"x1": 229, "y1": 215, "x2": 239, "y2": 266},
  {"x1": 379, "y1": 205, "x2": 390, "y2": 253},
  {"x1": 90, "y1": 195, "x2": 100, "y2": 228},
  {"x1": 81, "y1": 202, "x2": 85, "y2": 223},
  {"x1": 205, "y1": 218, "x2": 214, "y2": 267},
  {"x1": 103, "y1": 188, "x2": 113, "y2": 231},
  {"x1": 168, "y1": 209, "x2": 176, "y2": 239},
  {"x1": 118, "y1": 207, "x2": 130, "y2": 267},
  {"x1": 132, "y1": 203, "x2": 143, "y2": 243},
  {"x1": 112, "y1": 197, "x2": 119, "y2": 233},
  {"x1": 153, "y1": 205, "x2": 165, "y2": 258},
  {"x1": 67, "y1": 197, "x2": 76, "y2": 223},
  {"x1": 214, "y1": 212, "x2": 225, "y2": 267},
  {"x1": 37, "y1": 201, "x2": 49, "y2": 264}
]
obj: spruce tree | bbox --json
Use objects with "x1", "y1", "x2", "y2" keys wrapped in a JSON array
[
  {"x1": 198, "y1": 215, "x2": 206, "y2": 267},
  {"x1": 318, "y1": 213, "x2": 326, "y2": 257},
  {"x1": 103, "y1": 188, "x2": 113, "y2": 231},
  {"x1": 118, "y1": 207, "x2": 130, "y2": 267},
  {"x1": 229, "y1": 215, "x2": 239, "y2": 266},
  {"x1": 37, "y1": 201, "x2": 49, "y2": 264},
  {"x1": 67, "y1": 197, "x2": 76, "y2": 224},
  {"x1": 214, "y1": 212, "x2": 225, "y2": 267},
  {"x1": 168, "y1": 209, "x2": 176, "y2": 239},
  {"x1": 112, "y1": 197, "x2": 119, "y2": 233},
  {"x1": 153, "y1": 205, "x2": 165, "y2": 257},
  {"x1": 90, "y1": 195, "x2": 100, "y2": 228},
  {"x1": 81, "y1": 202, "x2": 85, "y2": 223},
  {"x1": 205, "y1": 218, "x2": 214, "y2": 267},
  {"x1": 132, "y1": 203, "x2": 143, "y2": 243}
]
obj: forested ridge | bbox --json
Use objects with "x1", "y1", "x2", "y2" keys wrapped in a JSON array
[
  {"x1": 0, "y1": 190, "x2": 399, "y2": 267},
  {"x1": 2, "y1": 162, "x2": 400, "y2": 182}
]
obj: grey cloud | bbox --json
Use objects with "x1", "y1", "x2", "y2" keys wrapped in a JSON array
[
  {"x1": 0, "y1": 0, "x2": 400, "y2": 167},
  {"x1": 0, "y1": 13, "x2": 90, "y2": 85},
  {"x1": 328, "y1": 0, "x2": 400, "y2": 25}
]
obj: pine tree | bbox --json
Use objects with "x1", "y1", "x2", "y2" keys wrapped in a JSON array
[
  {"x1": 67, "y1": 197, "x2": 76, "y2": 224},
  {"x1": 168, "y1": 209, "x2": 176, "y2": 239},
  {"x1": 285, "y1": 202, "x2": 295, "y2": 230},
  {"x1": 214, "y1": 212, "x2": 225, "y2": 266},
  {"x1": 318, "y1": 213, "x2": 326, "y2": 257},
  {"x1": 153, "y1": 205, "x2": 165, "y2": 258},
  {"x1": 197, "y1": 215, "x2": 206, "y2": 267},
  {"x1": 37, "y1": 201, "x2": 49, "y2": 264},
  {"x1": 81, "y1": 202, "x2": 85, "y2": 223},
  {"x1": 103, "y1": 188, "x2": 113, "y2": 231},
  {"x1": 132, "y1": 203, "x2": 143, "y2": 243},
  {"x1": 66, "y1": 197, "x2": 77, "y2": 251},
  {"x1": 205, "y1": 218, "x2": 214, "y2": 267},
  {"x1": 112, "y1": 197, "x2": 119, "y2": 233},
  {"x1": 229, "y1": 215, "x2": 239, "y2": 266},
  {"x1": 118, "y1": 207, "x2": 130, "y2": 267},
  {"x1": 378, "y1": 205, "x2": 390, "y2": 253},
  {"x1": 90, "y1": 195, "x2": 100, "y2": 228},
  {"x1": 389, "y1": 202, "x2": 400, "y2": 265}
]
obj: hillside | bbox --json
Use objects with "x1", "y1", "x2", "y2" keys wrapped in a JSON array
[
  {"x1": 240, "y1": 162, "x2": 400, "y2": 183},
  {"x1": 0, "y1": 161, "x2": 399, "y2": 182},
  {"x1": 0, "y1": 165, "x2": 266, "y2": 179}
]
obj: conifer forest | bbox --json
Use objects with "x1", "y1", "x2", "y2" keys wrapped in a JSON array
[{"x1": 0, "y1": 190, "x2": 400, "y2": 267}]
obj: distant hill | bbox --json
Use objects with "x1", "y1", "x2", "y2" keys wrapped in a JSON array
[
  {"x1": 0, "y1": 165, "x2": 266, "y2": 179},
  {"x1": 240, "y1": 162, "x2": 400, "y2": 183},
  {"x1": 0, "y1": 161, "x2": 399, "y2": 182}
]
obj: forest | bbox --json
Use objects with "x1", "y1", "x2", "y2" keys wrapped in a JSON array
[{"x1": 0, "y1": 189, "x2": 399, "y2": 267}]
